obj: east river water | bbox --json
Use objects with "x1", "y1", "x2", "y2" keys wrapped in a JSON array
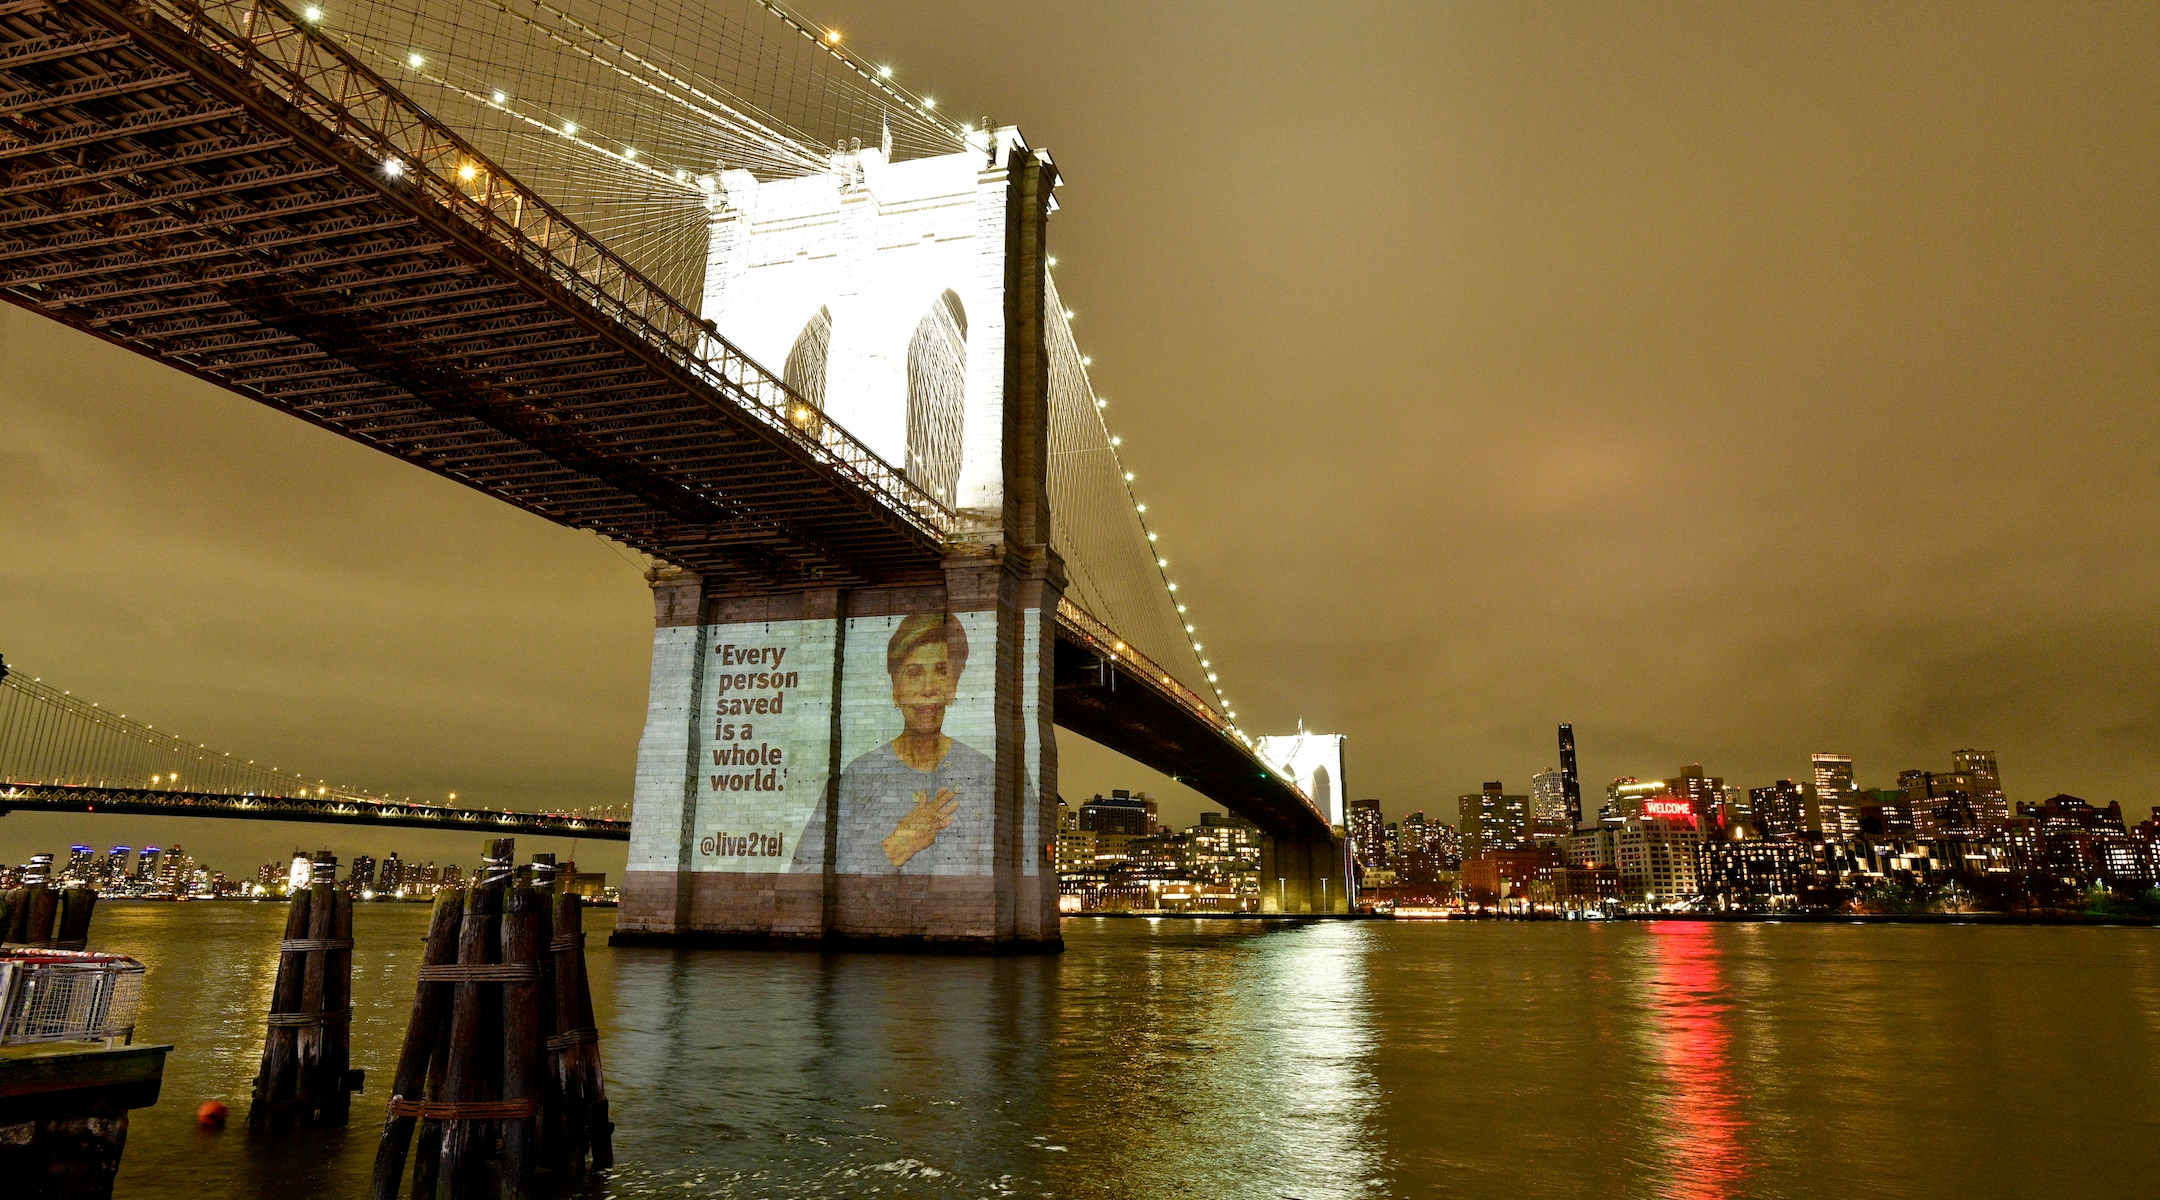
[{"x1": 88, "y1": 903, "x2": 2160, "y2": 1198}]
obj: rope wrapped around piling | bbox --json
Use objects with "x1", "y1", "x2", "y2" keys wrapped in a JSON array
[
  {"x1": 279, "y1": 937, "x2": 355, "y2": 952},
  {"x1": 544, "y1": 1027, "x2": 598, "y2": 1051},
  {"x1": 416, "y1": 962, "x2": 540, "y2": 982},
  {"x1": 265, "y1": 1009, "x2": 351, "y2": 1027},
  {"x1": 384, "y1": 1095, "x2": 540, "y2": 1120}
]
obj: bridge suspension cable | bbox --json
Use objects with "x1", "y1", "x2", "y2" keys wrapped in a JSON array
[
  {"x1": 1043, "y1": 276, "x2": 1235, "y2": 729},
  {"x1": 304, "y1": 0, "x2": 966, "y2": 306},
  {"x1": 0, "y1": 666, "x2": 385, "y2": 802}
]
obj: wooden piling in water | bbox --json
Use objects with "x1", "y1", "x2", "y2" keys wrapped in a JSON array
[
  {"x1": 547, "y1": 890, "x2": 584, "y2": 1171},
  {"x1": 250, "y1": 886, "x2": 312, "y2": 1134},
  {"x1": 371, "y1": 843, "x2": 615, "y2": 1197},
  {"x1": 438, "y1": 875, "x2": 503, "y2": 1198},
  {"x1": 23, "y1": 882, "x2": 58, "y2": 945},
  {"x1": 499, "y1": 887, "x2": 546, "y2": 1200},
  {"x1": 322, "y1": 885, "x2": 357, "y2": 1125},
  {"x1": 54, "y1": 885, "x2": 97, "y2": 949},
  {"x1": 0, "y1": 882, "x2": 96, "y2": 949},
  {"x1": 297, "y1": 878, "x2": 334, "y2": 1109},
  {"x1": 370, "y1": 889, "x2": 464, "y2": 1200},
  {"x1": 249, "y1": 854, "x2": 360, "y2": 1133}
]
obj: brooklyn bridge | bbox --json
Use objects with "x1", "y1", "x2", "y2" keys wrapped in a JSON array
[{"x1": 0, "y1": 0, "x2": 1350, "y2": 947}]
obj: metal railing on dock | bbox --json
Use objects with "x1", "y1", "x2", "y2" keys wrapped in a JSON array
[{"x1": 0, "y1": 949, "x2": 144, "y2": 1046}]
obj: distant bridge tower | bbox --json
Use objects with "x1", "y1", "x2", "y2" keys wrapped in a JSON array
[
  {"x1": 620, "y1": 130, "x2": 1064, "y2": 950},
  {"x1": 1253, "y1": 732, "x2": 1353, "y2": 913}
]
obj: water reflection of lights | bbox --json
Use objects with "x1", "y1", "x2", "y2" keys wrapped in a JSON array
[{"x1": 1646, "y1": 922, "x2": 1749, "y2": 1200}]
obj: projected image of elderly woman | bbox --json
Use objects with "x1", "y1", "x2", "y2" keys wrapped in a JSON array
[{"x1": 792, "y1": 613, "x2": 992, "y2": 874}]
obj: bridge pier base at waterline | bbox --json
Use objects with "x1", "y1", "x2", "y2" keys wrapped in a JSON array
[
  {"x1": 1259, "y1": 834, "x2": 1354, "y2": 915},
  {"x1": 611, "y1": 554, "x2": 1065, "y2": 954}
]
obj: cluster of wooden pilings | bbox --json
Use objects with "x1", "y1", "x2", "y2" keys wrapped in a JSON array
[
  {"x1": 0, "y1": 880, "x2": 96, "y2": 949},
  {"x1": 249, "y1": 852, "x2": 360, "y2": 1131},
  {"x1": 370, "y1": 841, "x2": 613, "y2": 1200}
]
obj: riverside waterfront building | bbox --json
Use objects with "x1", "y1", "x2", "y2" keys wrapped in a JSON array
[
  {"x1": 1607, "y1": 778, "x2": 1669, "y2": 823},
  {"x1": 1055, "y1": 805, "x2": 1261, "y2": 912},
  {"x1": 1663, "y1": 764, "x2": 1727, "y2": 833},
  {"x1": 1459, "y1": 782, "x2": 1528, "y2": 857},
  {"x1": 1752, "y1": 780, "x2": 1807, "y2": 840},
  {"x1": 1531, "y1": 770, "x2": 1572, "y2": 839},
  {"x1": 1564, "y1": 826, "x2": 1618, "y2": 870},
  {"x1": 1953, "y1": 749, "x2": 2008, "y2": 826},
  {"x1": 1617, "y1": 818, "x2": 1702, "y2": 903},
  {"x1": 1079, "y1": 791, "x2": 1156, "y2": 836},
  {"x1": 1698, "y1": 828, "x2": 1809, "y2": 909},
  {"x1": 1349, "y1": 799, "x2": 1387, "y2": 872},
  {"x1": 1813, "y1": 753, "x2": 1859, "y2": 841}
]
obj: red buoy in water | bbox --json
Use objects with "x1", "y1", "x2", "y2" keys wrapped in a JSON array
[{"x1": 196, "y1": 1100, "x2": 228, "y2": 1128}]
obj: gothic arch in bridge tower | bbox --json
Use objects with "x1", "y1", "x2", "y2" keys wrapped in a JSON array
[
  {"x1": 905, "y1": 290, "x2": 967, "y2": 506},
  {"x1": 782, "y1": 305, "x2": 832, "y2": 412},
  {"x1": 697, "y1": 143, "x2": 1012, "y2": 520}
]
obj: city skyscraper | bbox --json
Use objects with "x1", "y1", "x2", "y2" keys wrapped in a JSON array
[
  {"x1": 1348, "y1": 798, "x2": 1387, "y2": 871},
  {"x1": 1953, "y1": 749, "x2": 2008, "y2": 826},
  {"x1": 1663, "y1": 764, "x2": 1726, "y2": 831},
  {"x1": 1812, "y1": 753, "x2": 1858, "y2": 841},
  {"x1": 1459, "y1": 781, "x2": 1528, "y2": 856},
  {"x1": 1557, "y1": 723, "x2": 1582, "y2": 828},
  {"x1": 1531, "y1": 770, "x2": 1572, "y2": 838},
  {"x1": 1750, "y1": 780, "x2": 1807, "y2": 839}
]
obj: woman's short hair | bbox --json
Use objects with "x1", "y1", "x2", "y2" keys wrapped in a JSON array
[{"x1": 886, "y1": 612, "x2": 969, "y2": 678}]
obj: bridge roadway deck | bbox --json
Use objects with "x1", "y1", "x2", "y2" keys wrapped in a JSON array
[
  {"x1": 0, "y1": 0, "x2": 1332, "y2": 844},
  {"x1": 0, "y1": 782, "x2": 632, "y2": 838}
]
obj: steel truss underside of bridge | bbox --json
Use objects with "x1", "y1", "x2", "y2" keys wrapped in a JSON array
[{"x1": 0, "y1": 0, "x2": 945, "y2": 589}]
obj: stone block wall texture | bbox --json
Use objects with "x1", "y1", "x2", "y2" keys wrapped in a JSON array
[{"x1": 617, "y1": 569, "x2": 1059, "y2": 949}]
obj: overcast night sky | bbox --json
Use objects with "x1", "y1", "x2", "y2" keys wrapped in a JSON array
[{"x1": 2, "y1": 1, "x2": 2155, "y2": 877}]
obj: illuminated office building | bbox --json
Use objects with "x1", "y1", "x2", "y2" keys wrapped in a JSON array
[
  {"x1": 1663, "y1": 764, "x2": 1726, "y2": 831},
  {"x1": 1531, "y1": 770, "x2": 1572, "y2": 839},
  {"x1": 1459, "y1": 781, "x2": 1528, "y2": 856},
  {"x1": 1750, "y1": 780, "x2": 1807, "y2": 840},
  {"x1": 1812, "y1": 753, "x2": 1858, "y2": 841},
  {"x1": 1348, "y1": 798, "x2": 1387, "y2": 871}
]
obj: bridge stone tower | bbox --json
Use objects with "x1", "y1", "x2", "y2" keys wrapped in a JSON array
[{"x1": 615, "y1": 130, "x2": 1064, "y2": 951}]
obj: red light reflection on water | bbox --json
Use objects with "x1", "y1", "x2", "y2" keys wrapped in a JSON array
[{"x1": 1646, "y1": 922, "x2": 1748, "y2": 1200}]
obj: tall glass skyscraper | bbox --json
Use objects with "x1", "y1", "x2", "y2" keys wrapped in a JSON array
[{"x1": 1558, "y1": 723, "x2": 1582, "y2": 828}]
